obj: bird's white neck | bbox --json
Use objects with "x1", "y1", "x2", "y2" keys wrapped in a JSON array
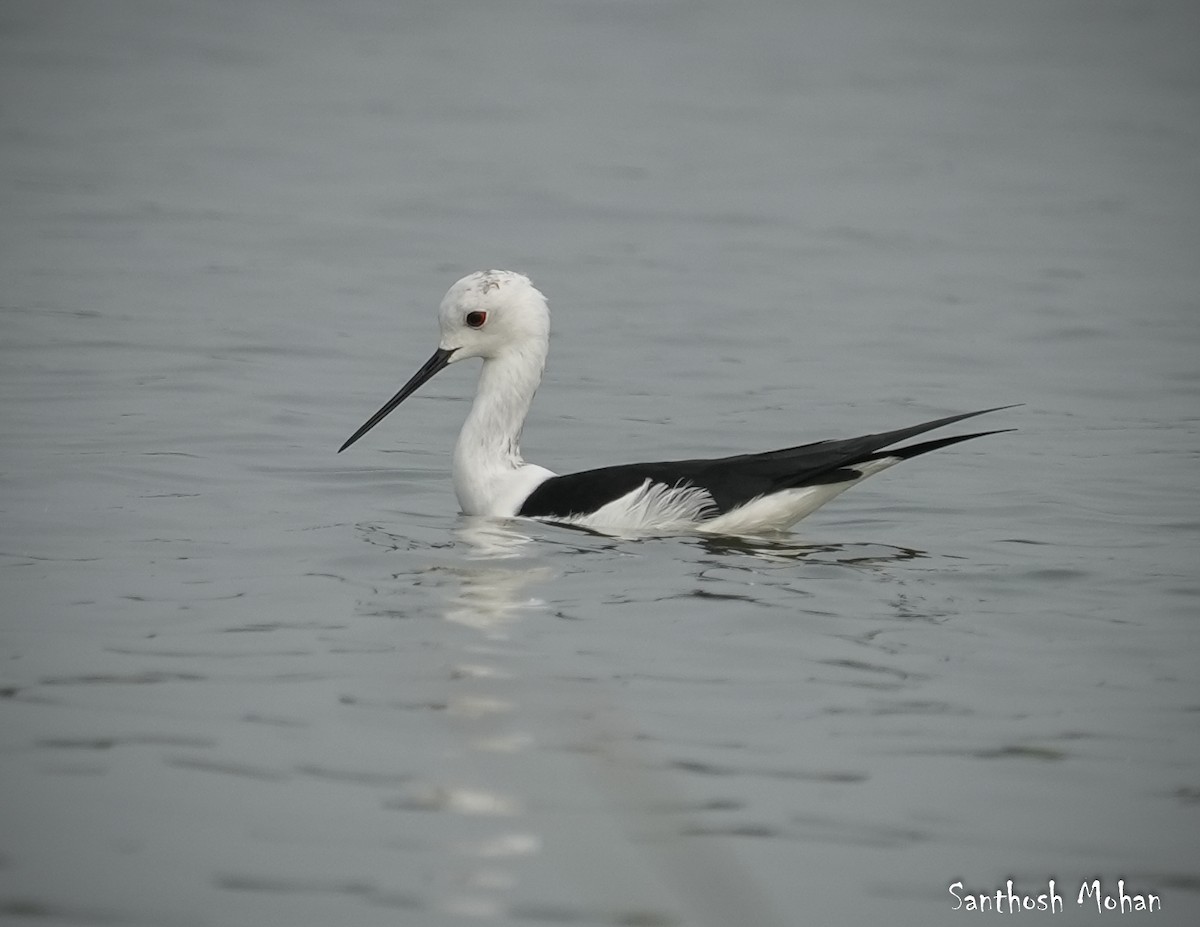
[{"x1": 452, "y1": 347, "x2": 549, "y2": 516}]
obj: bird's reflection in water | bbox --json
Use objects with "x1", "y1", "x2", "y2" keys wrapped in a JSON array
[
  {"x1": 390, "y1": 519, "x2": 556, "y2": 917},
  {"x1": 455, "y1": 517, "x2": 536, "y2": 560},
  {"x1": 443, "y1": 518, "x2": 556, "y2": 638}
]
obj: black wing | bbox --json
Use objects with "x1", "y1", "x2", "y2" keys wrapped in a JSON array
[{"x1": 517, "y1": 406, "x2": 1015, "y2": 520}]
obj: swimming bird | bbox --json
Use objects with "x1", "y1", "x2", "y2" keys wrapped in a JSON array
[{"x1": 339, "y1": 270, "x2": 1012, "y2": 534}]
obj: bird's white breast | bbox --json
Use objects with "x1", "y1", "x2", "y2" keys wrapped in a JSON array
[{"x1": 454, "y1": 461, "x2": 556, "y2": 517}]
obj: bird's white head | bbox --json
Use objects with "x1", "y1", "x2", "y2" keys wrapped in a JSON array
[
  {"x1": 338, "y1": 270, "x2": 550, "y2": 453},
  {"x1": 437, "y1": 270, "x2": 550, "y2": 363}
]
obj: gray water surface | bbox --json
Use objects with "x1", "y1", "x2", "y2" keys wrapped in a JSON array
[{"x1": 2, "y1": 1, "x2": 1198, "y2": 925}]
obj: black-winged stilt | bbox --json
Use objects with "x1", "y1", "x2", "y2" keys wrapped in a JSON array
[{"x1": 339, "y1": 271, "x2": 1013, "y2": 534}]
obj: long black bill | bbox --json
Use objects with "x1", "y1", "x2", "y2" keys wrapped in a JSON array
[{"x1": 338, "y1": 346, "x2": 456, "y2": 453}]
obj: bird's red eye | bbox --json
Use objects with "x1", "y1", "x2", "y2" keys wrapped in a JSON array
[{"x1": 466, "y1": 311, "x2": 487, "y2": 328}]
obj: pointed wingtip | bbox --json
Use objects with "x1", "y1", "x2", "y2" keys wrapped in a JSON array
[
  {"x1": 933, "y1": 403, "x2": 1023, "y2": 426},
  {"x1": 850, "y1": 404, "x2": 1020, "y2": 457},
  {"x1": 887, "y1": 426, "x2": 1016, "y2": 461},
  {"x1": 978, "y1": 403, "x2": 1024, "y2": 415}
]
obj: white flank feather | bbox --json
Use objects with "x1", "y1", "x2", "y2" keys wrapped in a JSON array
[{"x1": 570, "y1": 479, "x2": 718, "y2": 533}]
